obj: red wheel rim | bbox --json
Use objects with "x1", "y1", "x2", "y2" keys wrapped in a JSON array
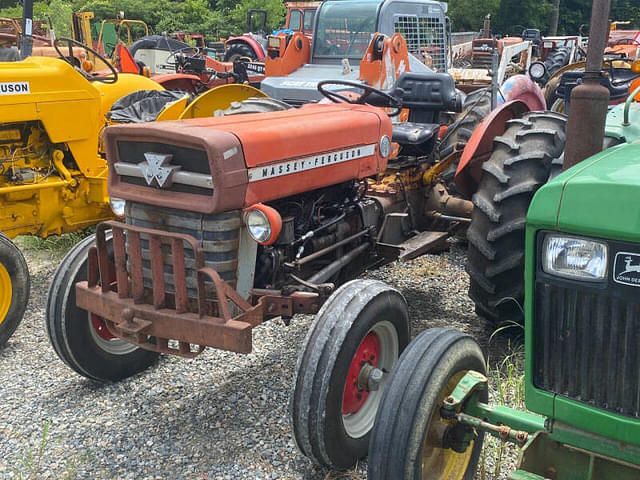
[
  {"x1": 91, "y1": 314, "x2": 116, "y2": 340},
  {"x1": 342, "y1": 332, "x2": 380, "y2": 415}
]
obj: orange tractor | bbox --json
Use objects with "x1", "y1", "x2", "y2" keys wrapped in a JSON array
[{"x1": 45, "y1": 30, "x2": 542, "y2": 471}]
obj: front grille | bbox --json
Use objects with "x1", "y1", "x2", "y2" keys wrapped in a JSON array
[
  {"x1": 115, "y1": 141, "x2": 213, "y2": 195},
  {"x1": 534, "y1": 259, "x2": 640, "y2": 419},
  {"x1": 125, "y1": 201, "x2": 241, "y2": 297}
]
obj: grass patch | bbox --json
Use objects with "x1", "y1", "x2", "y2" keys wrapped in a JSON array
[
  {"x1": 11, "y1": 421, "x2": 90, "y2": 480},
  {"x1": 14, "y1": 229, "x2": 94, "y2": 256},
  {"x1": 477, "y1": 337, "x2": 526, "y2": 480}
]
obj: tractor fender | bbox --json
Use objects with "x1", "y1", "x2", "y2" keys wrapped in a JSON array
[
  {"x1": 178, "y1": 84, "x2": 267, "y2": 119},
  {"x1": 499, "y1": 74, "x2": 546, "y2": 111},
  {"x1": 454, "y1": 100, "x2": 530, "y2": 198},
  {"x1": 152, "y1": 73, "x2": 203, "y2": 94},
  {"x1": 226, "y1": 36, "x2": 266, "y2": 61}
]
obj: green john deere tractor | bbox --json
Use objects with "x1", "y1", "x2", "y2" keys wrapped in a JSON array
[{"x1": 363, "y1": 0, "x2": 640, "y2": 478}]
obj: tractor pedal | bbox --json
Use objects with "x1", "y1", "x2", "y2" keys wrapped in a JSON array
[{"x1": 396, "y1": 231, "x2": 449, "y2": 261}]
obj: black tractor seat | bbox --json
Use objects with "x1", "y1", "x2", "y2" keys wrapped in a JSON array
[
  {"x1": 557, "y1": 69, "x2": 633, "y2": 113},
  {"x1": 391, "y1": 122, "x2": 440, "y2": 156},
  {"x1": 376, "y1": 71, "x2": 461, "y2": 155}
]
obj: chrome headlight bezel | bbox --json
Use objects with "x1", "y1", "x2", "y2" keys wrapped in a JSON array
[
  {"x1": 109, "y1": 197, "x2": 126, "y2": 218},
  {"x1": 246, "y1": 208, "x2": 272, "y2": 244},
  {"x1": 542, "y1": 233, "x2": 609, "y2": 282},
  {"x1": 528, "y1": 61, "x2": 547, "y2": 81}
]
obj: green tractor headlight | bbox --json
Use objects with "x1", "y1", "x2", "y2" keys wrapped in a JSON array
[{"x1": 542, "y1": 234, "x2": 608, "y2": 281}]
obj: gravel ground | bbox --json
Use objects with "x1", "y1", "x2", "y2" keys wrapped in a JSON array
[{"x1": 1, "y1": 238, "x2": 521, "y2": 479}]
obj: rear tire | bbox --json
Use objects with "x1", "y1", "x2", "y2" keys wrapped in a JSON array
[
  {"x1": 368, "y1": 328, "x2": 487, "y2": 480},
  {"x1": 0, "y1": 234, "x2": 29, "y2": 347},
  {"x1": 46, "y1": 234, "x2": 159, "y2": 381},
  {"x1": 467, "y1": 111, "x2": 567, "y2": 325},
  {"x1": 290, "y1": 279, "x2": 409, "y2": 469},
  {"x1": 224, "y1": 43, "x2": 258, "y2": 63}
]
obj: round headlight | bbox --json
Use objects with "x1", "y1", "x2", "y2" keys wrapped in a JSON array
[
  {"x1": 245, "y1": 204, "x2": 282, "y2": 245},
  {"x1": 529, "y1": 61, "x2": 547, "y2": 81},
  {"x1": 379, "y1": 135, "x2": 391, "y2": 158},
  {"x1": 109, "y1": 197, "x2": 126, "y2": 218}
]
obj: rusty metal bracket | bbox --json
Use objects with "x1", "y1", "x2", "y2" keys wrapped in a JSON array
[{"x1": 440, "y1": 370, "x2": 489, "y2": 419}]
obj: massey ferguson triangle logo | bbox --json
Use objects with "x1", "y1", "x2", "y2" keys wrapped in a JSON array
[
  {"x1": 139, "y1": 152, "x2": 180, "y2": 187},
  {"x1": 613, "y1": 252, "x2": 640, "y2": 287}
]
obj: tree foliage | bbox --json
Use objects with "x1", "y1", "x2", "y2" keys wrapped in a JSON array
[
  {"x1": 0, "y1": 0, "x2": 285, "y2": 39},
  {"x1": 447, "y1": 0, "x2": 639, "y2": 35},
  {"x1": 1, "y1": 0, "x2": 638, "y2": 41}
]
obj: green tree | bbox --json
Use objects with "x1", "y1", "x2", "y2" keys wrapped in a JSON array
[
  {"x1": 448, "y1": 0, "x2": 499, "y2": 32},
  {"x1": 228, "y1": 0, "x2": 285, "y2": 35}
]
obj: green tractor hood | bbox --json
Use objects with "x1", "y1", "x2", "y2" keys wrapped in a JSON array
[{"x1": 528, "y1": 142, "x2": 640, "y2": 242}]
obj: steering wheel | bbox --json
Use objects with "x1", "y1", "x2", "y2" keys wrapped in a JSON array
[
  {"x1": 165, "y1": 46, "x2": 201, "y2": 68},
  {"x1": 317, "y1": 80, "x2": 402, "y2": 116},
  {"x1": 54, "y1": 37, "x2": 118, "y2": 84}
]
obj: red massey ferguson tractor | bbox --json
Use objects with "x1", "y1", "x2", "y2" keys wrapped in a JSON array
[{"x1": 45, "y1": 32, "x2": 544, "y2": 470}]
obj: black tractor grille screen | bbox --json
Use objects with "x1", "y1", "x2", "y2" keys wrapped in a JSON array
[
  {"x1": 533, "y1": 237, "x2": 640, "y2": 419},
  {"x1": 118, "y1": 141, "x2": 211, "y2": 174},
  {"x1": 116, "y1": 141, "x2": 212, "y2": 195}
]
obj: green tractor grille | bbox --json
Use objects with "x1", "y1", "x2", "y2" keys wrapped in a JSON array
[{"x1": 533, "y1": 239, "x2": 640, "y2": 419}]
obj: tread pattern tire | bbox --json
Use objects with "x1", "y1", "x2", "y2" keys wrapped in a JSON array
[
  {"x1": 467, "y1": 111, "x2": 567, "y2": 325},
  {"x1": 439, "y1": 89, "x2": 492, "y2": 196},
  {"x1": 46, "y1": 234, "x2": 160, "y2": 381},
  {"x1": 290, "y1": 279, "x2": 409, "y2": 469},
  {"x1": 223, "y1": 42, "x2": 258, "y2": 63},
  {"x1": 544, "y1": 46, "x2": 572, "y2": 79},
  {"x1": 0, "y1": 234, "x2": 29, "y2": 347},
  {"x1": 368, "y1": 328, "x2": 487, "y2": 480}
]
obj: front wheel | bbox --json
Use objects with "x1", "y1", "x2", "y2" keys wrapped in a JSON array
[
  {"x1": 290, "y1": 279, "x2": 410, "y2": 469},
  {"x1": 368, "y1": 328, "x2": 487, "y2": 480},
  {"x1": 46, "y1": 234, "x2": 159, "y2": 381},
  {"x1": 0, "y1": 234, "x2": 29, "y2": 347}
]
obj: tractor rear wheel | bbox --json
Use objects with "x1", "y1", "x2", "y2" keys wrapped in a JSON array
[
  {"x1": 0, "y1": 234, "x2": 29, "y2": 347},
  {"x1": 439, "y1": 89, "x2": 491, "y2": 196},
  {"x1": 467, "y1": 111, "x2": 567, "y2": 325},
  {"x1": 368, "y1": 328, "x2": 487, "y2": 480},
  {"x1": 46, "y1": 234, "x2": 160, "y2": 381},
  {"x1": 223, "y1": 43, "x2": 258, "y2": 63},
  {"x1": 290, "y1": 279, "x2": 409, "y2": 469}
]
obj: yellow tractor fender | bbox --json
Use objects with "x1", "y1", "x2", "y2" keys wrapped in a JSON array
[
  {"x1": 155, "y1": 95, "x2": 190, "y2": 122},
  {"x1": 178, "y1": 84, "x2": 267, "y2": 119}
]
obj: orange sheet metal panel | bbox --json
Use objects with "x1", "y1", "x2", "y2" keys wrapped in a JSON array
[{"x1": 179, "y1": 104, "x2": 392, "y2": 205}]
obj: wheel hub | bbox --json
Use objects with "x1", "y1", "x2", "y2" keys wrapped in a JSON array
[
  {"x1": 90, "y1": 314, "x2": 116, "y2": 340},
  {"x1": 0, "y1": 263, "x2": 12, "y2": 323},
  {"x1": 342, "y1": 332, "x2": 380, "y2": 414}
]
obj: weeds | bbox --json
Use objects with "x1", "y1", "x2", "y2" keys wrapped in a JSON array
[
  {"x1": 15, "y1": 229, "x2": 94, "y2": 255},
  {"x1": 10, "y1": 421, "x2": 89, "y2": 480},
  {"x1": 477, "y1": 337, "x2": 526, "y2": 480}
]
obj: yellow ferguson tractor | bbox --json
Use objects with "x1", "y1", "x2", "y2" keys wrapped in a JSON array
[{"x1": 0, "y1": 38, "x2": 163, "y2": 347}]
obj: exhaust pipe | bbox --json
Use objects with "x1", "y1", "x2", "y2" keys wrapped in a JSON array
[{"x1": 562, "y1": 0, "x2": 611, "y2": 171}]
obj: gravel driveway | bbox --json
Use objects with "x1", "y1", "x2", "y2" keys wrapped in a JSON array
[{"x1": 1, "y1": 239, "x2": 518, "y2": 479}]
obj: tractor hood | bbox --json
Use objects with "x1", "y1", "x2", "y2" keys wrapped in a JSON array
[{"x1": 529, "y1": 142, "x2": 640, "y2": 242}]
